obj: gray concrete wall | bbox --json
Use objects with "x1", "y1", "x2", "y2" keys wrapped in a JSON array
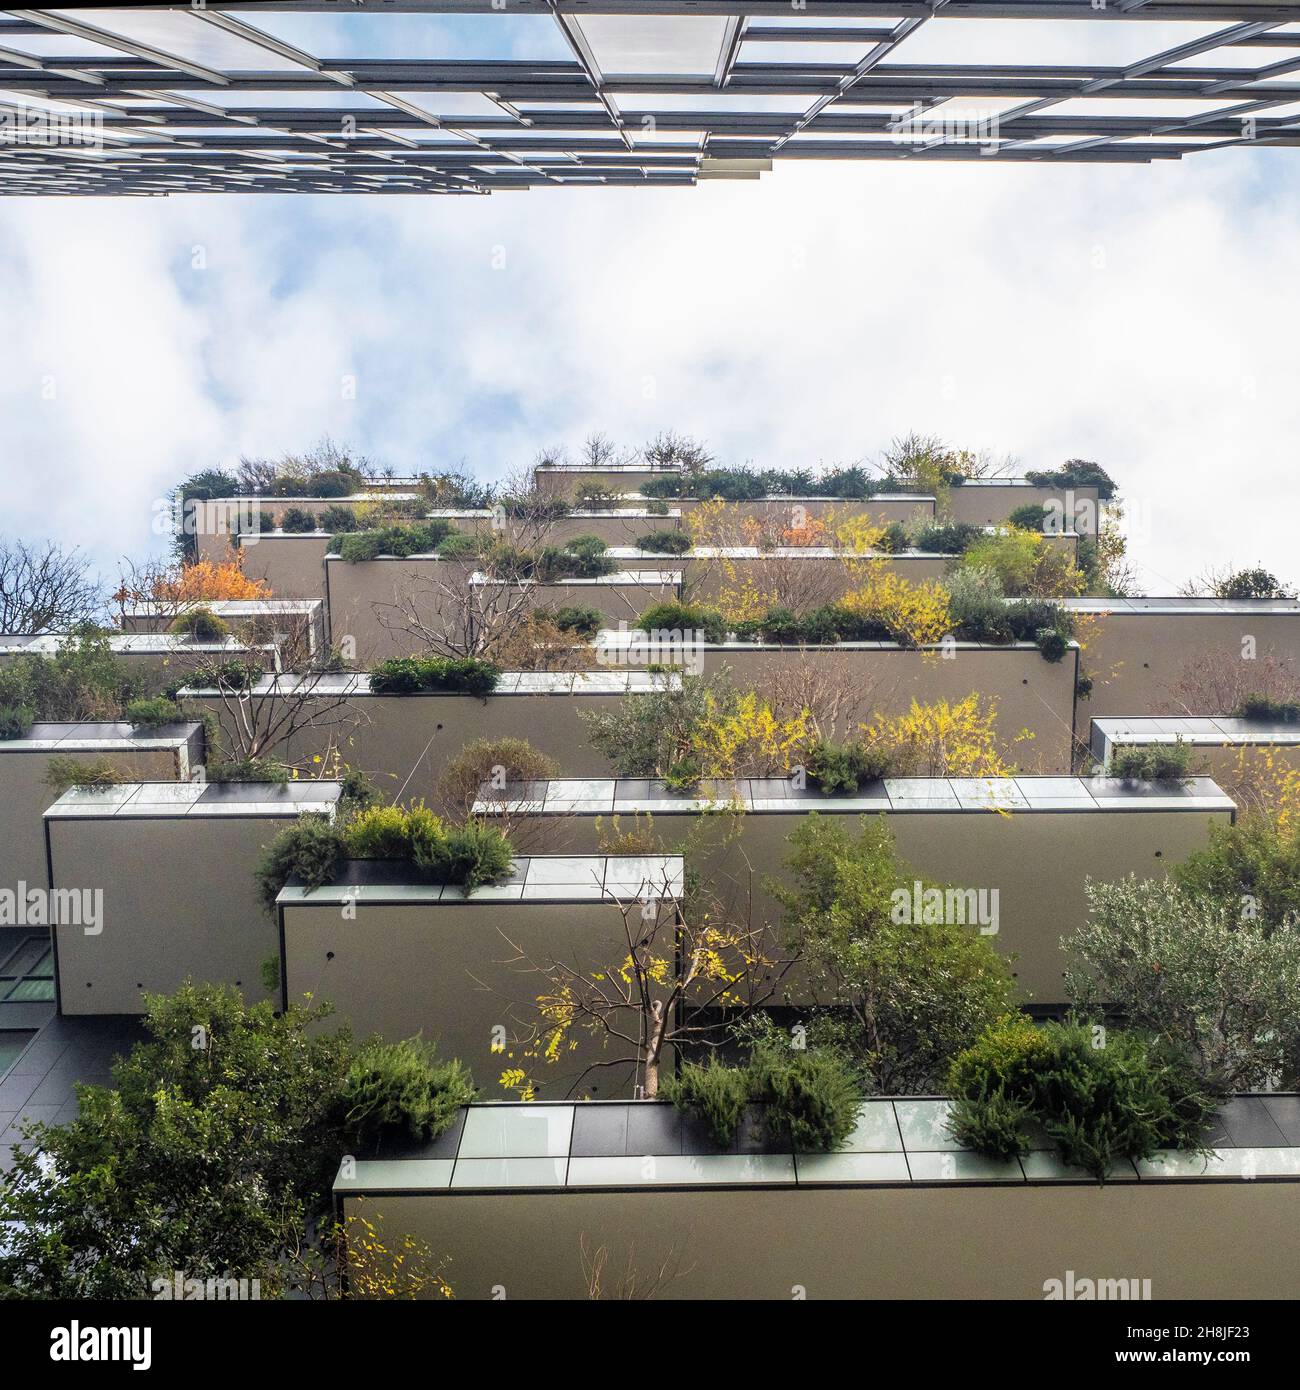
[
  {"x1": 485, "y1": 803, "x2": 1229, "y2": 1006},
  {"x1": 946, "y1": 482, "x2": 1101, "y2": 536},
  {"x1": 185, "y1": 685, "x2": 665, "y2": 796},
  {"x1": 1081, "y1": 609, "x2": 1300, "y2": 726},
  {"x1": 0, "y1": 746, "x2": 184, "y2": 895},
  {"x1": 281, "y1": 897, "x2": 643, "y2": 1096},
  {"x1": 346, "y1": 1178, "x2": 1300, "y2": 1299},
  {"x1": 49, "y1": 812, "x2": 300, "y2": 1014}
]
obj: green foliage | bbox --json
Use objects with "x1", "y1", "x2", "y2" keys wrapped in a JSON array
[
  {"x1": 338, "y1": 764, "x2": 381, "y2": 817},
  {"x1": 1007, "y1": 502, "x2": 1050, "y2": 531},
  {"x1": 434, "y1": 531, "x2": 483, "y2": 560},
  {"x1": 911, "y1": 521, "x2": 981, "y2": 554},
  {"x1": 0, "y1": 983, "x2": 356, "y2": 1298},
  {"x1": 579, "y1": 672, "x2": 729, "y2": 778},
  {"x1": 369, "y1": 656, "x2": 501, "y2": 698},
  {"x1": 255, "y1": 815, "x2": 347, "y2": 914},
  {"x1": 340, "y1": 1038, "x2": 475, "y2": 1152},
  {"x1": 772, "y1": 815, "x2": 1016, "y2": 1093},
  {"x1": 1069, "y1": 875, "x2": 1300, "y2": 1090},
  {"x1": 635, "y1": 600, "x2": 728, "y2": 645},
  {"x1": 278, "y1": 506, "x2": 318, "y2": 533},
  {"x1": 947, "y1": 1016, "x2": 1217, "y2": 1181},
  {"x1": 418, "y1": 468, "x2": 496, "y2": 510},
  {"x1": 1109, "y1": 740, "x2": 1193, "y2": 783},
  {"x1": 334, "y1": 520, "x2": 453, "y2": 562},
  {"x1": 208, "y1": 755, "x2": 291, "y2": 784},
  {"x1": 345, "y1": 802, "x2": 447, "y2": 861},
  {"x1": 552, "y1": 605, "x2": 602, "y2": 638},
  {"x1": 662, "y1": 757, "x2": 703, "y2": 792},
  {"x1": 0, "y1": 626, "x2": 142, "y2": 722},
  {"x1": 1174, "y1": 817, "x2": 1300, "y2": 935},
  {"x1": 748, "y1": 1040, "x2": 862, "y2": 1152},
  {"x1": 44, "y1": 755, "x2": 123, "y2": 794},
  {"x1": 319, "y1": 504, "x2": 358, "y2": 533},
  {"x1": 0, "y1": 702, "x2": 35, "y2": 739},
  {"x1": 661, "y1": 1056, "x2": 752, "y2": 1146},
  {"x1": 170, "y1": 607, "x2": 230, "y2": 642},
  {"x1": 125, "y1": 695, "x2": 182, "y2": 728},
  {"x1": 634, "y1": 530, "x2": 692, "y2": 555},
  {"x1": 1024, "y1": 459, "x2": 1118, "y2": 501},
  {"x1": 1033, "y1": 627, "x2": 1069, "y2": 662},
  {"x1": 645, "y1": 498, "x2": 670, "y2": 516},
  {"x1": 572, "y1": 480, "x2": 622, "y2": 511},
  {"x1": 876, "y1": 521, "x2": 910, "y2": 554},
  {"x1": 664, "y1": 1040, "x2": 861, "y2": 1152},
  {"x1": 1212, "y1": 567, "x2": 1296, "y2": 600},
  {"x1": 804, "y1": 737, "x2": 888, "y2": 792},
  {"x1": 1235, "y1": 694, "x2": 1300, "y2": 722},
  {"x1": 535, "y1": 535, "x2": 616, "y2": 581},
  {"x1": 642, "y1": 466, "x2": 878, "y2": 502},
  {"x1": 945, "y1": 565, "x2": 1012, "y2": 643},
  {"x1": 438, "y1": 820, "x2": 516, "y2": 892}
]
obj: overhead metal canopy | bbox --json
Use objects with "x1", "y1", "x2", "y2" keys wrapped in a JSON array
[{"x1": 2, "y1": 1, "x2": 1299, "y2": 195}]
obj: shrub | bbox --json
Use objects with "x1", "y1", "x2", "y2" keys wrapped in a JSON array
[
  {"x1": 0, "y1": 628, "x2": 143, "y2": 721},
  {"x1": 124, "y1": 696, "x2": 182, "y2": 728},
  {"x1": 646, "y1": 498, "x2": 670, "y2": 516},
  {"x1": 44, "y1": 756, "x2": 123, "y2": 795},
  {"x1": 438, "y1": 737, "x2": 559, "y2": 819},
  {"x1": 1034, "y1": 627, "x2": 1069, "y2": 663},
  {"x1": 1109, "y1": 740, "x2": 1193, "y2": 783},
  {"x1": 876, "y1": 521, "x2": 909, "y2": 554},
  {"x1": 368, "y1": 657, "x2": 501, "y2": 698},
  {"x1": 535, "y1": 536, "x2": 616, "y2": 581},
  {"x1": 499, "y1": 494, "x2": 570, "y2": 522},
  {"x1": 0, "y1": 703, "x2": 35, "y2": 740},
  {"x1": 749, "y1": 1042, "x2": 862, "y2": 1152},
  {"x1": 1235, "y1": 694, "x2": 1300, "y2": 723},
  {"x1": 335, "y1": 521, "x2": 452, "y2": 562},
  {"x1": 340, "y1": 1037, "x2": 475, "y2": 1151},
  {"x1": 1024, "y1": 459, "x2": 1118, "y2": 501},
  {"x1": 572, "y1": 480, "x2": 622, "y2": 511},
  {"x1": 207, "y1": 756, "x2": 291, "y2": 783},
  {"x1": 438, "y1": 821, "x2": 515, "y2": 892},
  {"x1": 279, "y1": 506, "x2": 318, "y2": 534},
  {"x1": 435, "y1": 531, "x2": 482, "y2": 561},
  {"x1": 661, "y1": 1056, "x2": 752, "y2": 1147},
  {"x1": 946, "y1": 565, "x2": 1012, "y2": 643},
  {"x1": 962, "y1": 529, "x2": 1084, "y2": 599},
  {"x1": 345, "y1": 802, "x2": 448, "y2": 863},
  {"x1": 418, "y1": 468, "x2": 496, "y2": 510},
  {"x1": 1008, "y1": 502, "x2": 1050, "y2": 531},
  {"x1": 170, "y1": 607, "x2": 230, "y2": 642},
  {"x1": 634, "y1": 530, "x2": 691, "y2": 555},
  {"x1": 1069, "y1": 876, "x2": 1300, "y2": 1090},
  {"x1": 663, "y1": 1043, "x2": 860, "y2": 1152},
  {"x1": 1174, "y1": 816, "x2": 1300, "y2": 935},
  {"x1": 320, "y1": 505, "x2": 358, "y2": 534},
  {"x1": 911, "y1": 521, "x2": 981, "y2": 555},
  {"x1": 947, "y1": 1017, "x2": 1216, "y2": 1181},
  {"x1": 255, "y1": 816, "x2": 347, "y2": 914},
  {"x1": 579, "y1": 673, "x2": 728, "y2": 778},
  {"x1": 662, "y1": 757, "x2": 703, "y2": 792},
  {"x1": 804, "y1": 738, "x2": 888, "y2": 793},
  {"x1": 552, "y1": 605, "x2": 602, "y2": 638},
  {"x1": 1212, "y1": 567, "x2": 1297, "y2": 600},
  {"x1": 635, "y1": 601, "x2": 727, "y2": 645}
]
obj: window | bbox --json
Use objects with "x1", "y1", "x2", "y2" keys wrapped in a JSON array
[
  {"x1": 0, "y1": 935, "x2": 55, "y2": 1005},
  {"x1": 0, "y1": 1030, "x2": 35, "y2": 1078}
]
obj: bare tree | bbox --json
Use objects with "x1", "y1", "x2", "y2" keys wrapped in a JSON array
[
  {"x1": 580, "y1": 1233, "x2": 696, "y2": 1300},
  {"x1": 499, "y1": 865, "x2": 794, "y2": 1098},
  {"x1": 760, "y1": 650, "x2": 876, "y2": 742},
  {"x1": 1162, "y1": 648, "x2": 1300, "y2": 717},
  {"x1": 170, "y1": 624, "x2": 360, "y2": 771},
  {"x1": 0, "y1": 539, "x2": 100, "y2": 633},
  {"x1": 375, "y1": 556, "x2": 543, "y2": 661}
]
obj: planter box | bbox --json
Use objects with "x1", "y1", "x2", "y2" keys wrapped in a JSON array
[
  {"x1": 177, "y1": 670, "x2": 682, "y2": 795},
  {"x1": 473, "y1": 775, "x2": 1234, "y2": 1005},
  {"x1": 119, "y1": 599, "x2": 325, "y2": 660},
  {"x1": 333, "y1": 1096, "x2": 1300, "y2": 1300},
  {"x1": 1089, "y1": 714, "x2": 1300, "y2": 784},
  {"x1": 945, "y1": 479, "x2": 1102, "y2": 536},
  {"x1": 595, "y1": 632, "x2": 1080, "y2": 772},
  {"x1": 326, "y1": 556, "x2": 682, "y2": 665},
  {"x1": 46, "y1": 780, "x2": 342, "y2": 1015},
  {"x1": 533, "y1": 462, "x2": 683, "y2": 499},
  {"x1": 0, "y1": 722, "x2": 204, "y2": 902},
  {"x1": 0, "y1": 633, "x2": 281, "y2": 694},
  {"x1": 237, "y1": 531, "x2": 332, "y2": 599},
  {"x1": 674, "y1": 494, "x2": 937, "y2": 530},
  {"x1": 278, "y1": 854, "x2": 684, "y2": 1097},
  {"x1": 192, "y1": 494, "x2": 422, "y2": 562},
  {"x1": 1065, "y1": 597, "x2": 1300, "y2": 726}
]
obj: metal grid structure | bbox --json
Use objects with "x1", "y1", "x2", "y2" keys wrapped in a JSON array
[{"x1": 2, "y1": 2, "x2": 1300, "y2": 194}]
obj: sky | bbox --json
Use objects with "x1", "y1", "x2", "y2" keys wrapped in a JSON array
[{"x1": 1, "y1": 9, "x2": 1298, "y2": 598}]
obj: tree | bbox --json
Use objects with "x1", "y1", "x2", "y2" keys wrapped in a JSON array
[
  {"x1": 0, "y1": 984, "x2": 354, "y2": 1299},
  {"x1": 1068, "y1": 876, "x2": 1300, "y2": 1091},
  {"x1": 1173, "y1": 816, "x2": 1300, "y2": 934},
  {"x1": 1179, "y1": 564, "x2": 1297, "y2": 601},
  {"x1": 0, "y1": 624, "x2": 141, "y2": 721},
  {"x1": 771, "y1": 815, "x2": 1016, "y2": 1093},
  {"x1": 0, "y1": 538, "x2": 100, "y2": 633},
  {"x1": 500, "y1": 862, "x2": 794, "y2": 1098}
]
